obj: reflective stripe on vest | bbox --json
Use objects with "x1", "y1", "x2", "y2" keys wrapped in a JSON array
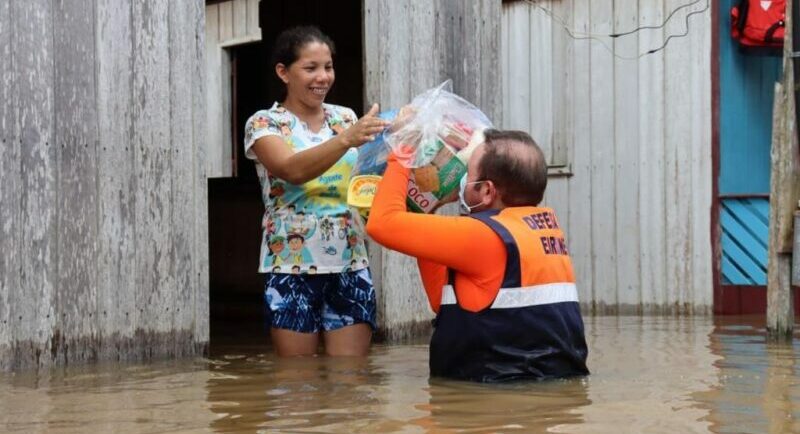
[{"x1": 441, "y1": 282, "x2": 578, "y2": 309}]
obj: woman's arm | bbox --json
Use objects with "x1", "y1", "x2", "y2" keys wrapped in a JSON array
[
  {"x1": 251, "y1": 104, "x2": 388, "y2": 185},
  {"x1": 251, "y1": 134, "x2": 350, "y2": 185}
]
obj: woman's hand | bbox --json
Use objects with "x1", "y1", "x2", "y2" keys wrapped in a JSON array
[{"x1": 339, "y1": 103, "x2": 390, "y2": 148}]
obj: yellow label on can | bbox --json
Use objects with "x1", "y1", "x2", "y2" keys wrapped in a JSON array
[{"x1": 347, "y1": 175, "x2": 382, "y2": 208}]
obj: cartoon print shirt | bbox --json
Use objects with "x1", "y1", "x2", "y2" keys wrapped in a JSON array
[{"x1": 244, "y1": 102, "x2": 370, "y2": 274}]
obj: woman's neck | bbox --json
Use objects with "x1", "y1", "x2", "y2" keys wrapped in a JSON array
[{"x1": 281, "y1": 96, "x2": 324, "y2": 124}]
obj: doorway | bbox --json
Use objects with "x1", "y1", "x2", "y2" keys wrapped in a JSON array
[
  {"x1": 207, "y1": 0, "x2": 364, "y2": 352},
  {"x1": 714, "y1": 0, "x2": 789, "y2": 314}
]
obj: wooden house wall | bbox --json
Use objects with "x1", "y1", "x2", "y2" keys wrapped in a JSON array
[
  {"x1": 0, "y1": 0, "x2": 209, "y2": 370},
  {"x1": 501, "y1": 0, "x2": 713, "y2": 314}
]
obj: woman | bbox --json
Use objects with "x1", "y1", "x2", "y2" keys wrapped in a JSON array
[{"x1": 244, "y1": 26, "x2": 388, "y2": 357}]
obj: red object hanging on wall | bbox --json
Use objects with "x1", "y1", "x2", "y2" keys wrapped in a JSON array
[{"x1": 731, "y1": 0, "x2": 786, "y2": 55}]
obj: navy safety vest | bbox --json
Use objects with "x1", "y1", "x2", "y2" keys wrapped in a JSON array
[{"x1": 429, "y1": 207, "x2": 589, "y2": 382}]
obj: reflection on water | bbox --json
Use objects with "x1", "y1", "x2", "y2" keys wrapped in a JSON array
[{"x1": 1, "y1": 316, "x2": 800, "y2": 433}]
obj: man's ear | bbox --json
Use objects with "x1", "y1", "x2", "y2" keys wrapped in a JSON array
[
  {"x1": 275, "y1": 63, "x2": 289, "y2": 84},
  {"x1": 483, "y1": 180, "x2": 497, "y2": 206}
]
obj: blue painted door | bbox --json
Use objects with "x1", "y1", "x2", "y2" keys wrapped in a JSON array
[{"x1": 718, "y1": 0, "x2": 781, "y2": 285}]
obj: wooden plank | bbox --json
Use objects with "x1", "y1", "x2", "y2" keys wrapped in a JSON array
[
  {"x1": 720, "y1": 232, "x2": 767, "y2": 283},
  {"x1": 481, "y1": 0, "x2": 502, "y2": 125},
  {"x1": 461, "y1": 0, "x2": 480, "y2": 109},
  {"x1": 232, "y1": 0, "x2": 247, "y2": 39},
  {"x1": 14, "y1": 0, "x2": 57, "y2": 367},
  {"x1": 379, "y1": 0, "x2": 435, "y2": 339},
  {"x1": 435, "y1": 0, "x2": 466, "y2": 92},
  {"x1": 540, "y1": 0, "x2": 571, "y2": 230},
  {"x1": 749, "y1": 197, "x2": 771, "y2": 222},
  {"x1": 722, "y1": 256, "x2": 753, "y2": 285},
  {"x1": 503, "y1": 1, "x2": 530, "y2": 132},
  {"x1": 220, "y1": 47, "x2": 233, "y2": 178},
  {"x1": 500, "y1": 2, "x2": 509, "y2": 128},
  {"x1": 767, "y1": 66, "x2": 795, "y2": 337},
  {"x1": 218, "y1": 0, "x2": 233, "y2": 43},
  {"x1": 567, "y1": 0, "x2": 594, "y2": 307},
  {"x1": 613, "y1": 0, "x2": 641, "y2": 310},
  {"x1": 723, "y1": 201, "x2": 769, "y2": 245},
  {"x1": 0, "y1": 0, "x2": 18, "y2": 360},
  {"x1": 52, "y1": 0, "x2": 99, "y2": 364},
  {"x1": 133, "y1": 0, "x2": 173, "y2": 348},
  {"x1": 96, "y1": 0, "x2": 136, "y2": 359},
  {"x1": 384, "y1": 0, "x2": 411, "y2": 105},
  {"x1": 637, "y1": 0, "x2": 667, "y2": 313},
  {"x1": 689, "y1": 0, "x2": 713, "y2": 313},
  {"x1": 549, "y1": 0, "x2": 570, "y2": 167},
  {"x1": 663, "y1": 0, "x2": 693, "y2": 314},
  {"x1": 205, "y1": 4, "x2": 226, "y2": 178},
  {"x1": 433, "y1": 0, "x2": 451, "y2": 85},
  {"x1": 794, "y1": 212, "x2": 800, "y2": 287},
  {"x1": 193, "y1": 0, "x2": 210, "y2": 346},
  {"x1": 589, "y1": 0, "x2": 617, "y2": 312},
  {"x1": 362, "y1": 0, "x2": 385, "y2": 330},
  {"x1": 170, "y1": 0, "x2": 198, "y2": 351},
  {"x1": 772, "y1": 67, "x2": 800, "y2": 252},
  {"x1": 246, "y1": 0, "x2": 259, "y2": 38},
  {"x1": 528, "y1": 1, "x2": 554, "y2": 162},
  {"x1": 363, "y1": 0, "x2": 381, "y2": 107},
  {"x1": 720, "y1": 208, "x2": 768, "y2": 260},
  {"x1": 408, "y1": 0, "x2": 436, "y2": 95}
]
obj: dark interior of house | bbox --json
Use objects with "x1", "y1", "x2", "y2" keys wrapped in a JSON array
[{"x1": 208, "y1": 0, "x2": 363, "y2": 352}]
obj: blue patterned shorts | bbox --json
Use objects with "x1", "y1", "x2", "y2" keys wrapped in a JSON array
[{"x1": 264, "y1": 269, "x2": 377, "y2": 333}]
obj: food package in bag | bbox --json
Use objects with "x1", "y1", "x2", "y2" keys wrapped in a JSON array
[
  {"x1": 385, "y1": 80, "x2": 493, "y2": 213},
  {"x1": 347, "y1": 110, "x2": 398, "y2": 219},
  {"x1": 347, "y1": 80, "x2": 493, "y2": 216}
]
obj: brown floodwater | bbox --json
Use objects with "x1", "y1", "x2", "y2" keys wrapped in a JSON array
[{"x1": 1, "y1": 316, "x2": 799, "y2": 433}]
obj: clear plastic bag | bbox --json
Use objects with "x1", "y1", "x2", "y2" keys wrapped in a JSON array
[
  {"x1": 351, "y1": 109, "x2": 398, "y2": 178},
  {"x1": 347, "y1": 80, "x2": 493, "y2": 214},
  {"x1": 348, "y1": 110, "x2": 397, "y2": 219},
  {"x1": 384, "y1": 80, "x2": 493, "y2": 169}
]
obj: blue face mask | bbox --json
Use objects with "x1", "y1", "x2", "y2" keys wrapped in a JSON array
[{"x1": 458, "y1": 174, "x2": 485, "y2": 215}]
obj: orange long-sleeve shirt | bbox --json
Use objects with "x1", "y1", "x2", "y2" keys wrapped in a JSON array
[{"x1": 365, "y1": 158, "x2": 507, "y2": 313}]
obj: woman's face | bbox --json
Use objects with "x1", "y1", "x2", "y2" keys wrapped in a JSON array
[{"x1": 277, "y1": 41, "x2": 334, "y2": 107}]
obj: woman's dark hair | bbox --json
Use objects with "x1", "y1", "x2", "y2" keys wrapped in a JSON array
[{"x1": 271, "y1": 25, "x2": 336, "y2": 69}]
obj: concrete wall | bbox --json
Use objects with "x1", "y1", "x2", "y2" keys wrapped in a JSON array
[
  {"x1": 501, "y1": 0, "x2": 713, "y2": 314},
  {"x1": 0, "y1": 0, "x2": 209, "y2": 371}
]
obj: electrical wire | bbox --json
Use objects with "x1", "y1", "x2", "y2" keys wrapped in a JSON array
[
  {"x1": 522, "y1": 0, "x2": 711, "y2": 60},
  {"x1": 610, "y1": 0, "x2": 705, "y2": 38}
]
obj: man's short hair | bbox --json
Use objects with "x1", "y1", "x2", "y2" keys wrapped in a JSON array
[{"x1": 476, "y1": 129, "x2": 547, "y2": 206}]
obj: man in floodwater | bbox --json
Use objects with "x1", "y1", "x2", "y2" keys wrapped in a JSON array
[{"x1": 366, "y1": 129, "x2": 589, "y2": 382}]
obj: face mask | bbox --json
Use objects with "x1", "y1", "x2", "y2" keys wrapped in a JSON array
[{"x1": 458, "y1": 174, "x2": 485, "y2": 215}]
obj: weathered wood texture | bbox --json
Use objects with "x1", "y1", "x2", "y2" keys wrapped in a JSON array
[
  {"x1": 767, "y1": 0, "x2": 799, "y2": 339},
  {"x1": 794, "y1": 212, "x2": 800, "y2": 287},
  {"x1": 0, "y1": 0, "x2": 18, "y2": 362},
  {"x1": 0, "y1": 0, "x2": 209, "y2": 371},
  {"x1": 775, "y1": 1, "x2": 800, "y2": 256},
  {"x1": 204, "y1": 0, "x2": 261, "y2": 178},
  {"x1": 364, "y1": 0, "x2": 502, "y2": 340},
  {"x1": 767, "y1": 82, "x2": 796, "y2": 339},
  {"x1": 502, "y1": 0, "x2": 713, "y2": 314}
]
